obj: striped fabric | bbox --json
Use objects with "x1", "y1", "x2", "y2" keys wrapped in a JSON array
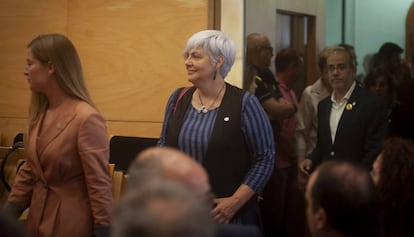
[{"x1": 159, "y1": 90, "x2": 275, "y2": 194}]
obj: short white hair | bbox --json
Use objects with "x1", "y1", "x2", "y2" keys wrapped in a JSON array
[{"x1": 184, "y1": 30, "x2": 236, "y2": 78}]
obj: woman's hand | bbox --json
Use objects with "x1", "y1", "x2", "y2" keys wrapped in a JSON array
[
  {"x1": 210, "y1": 184, "x2": 255, "y2": 224},
  {"x1": 211, "y1": 196, "x2": 240, "y2": 224}
]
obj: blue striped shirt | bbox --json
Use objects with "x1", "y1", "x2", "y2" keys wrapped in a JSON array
[{"x1": 159, "y1": 88, "x2": 275, "y2": 194}]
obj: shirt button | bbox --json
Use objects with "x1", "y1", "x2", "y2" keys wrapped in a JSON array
[{"x1": 330, "y1": 151, "x2": 335, "y2": 156}]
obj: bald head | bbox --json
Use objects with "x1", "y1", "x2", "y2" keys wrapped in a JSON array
[
  {"x1": 128, "y1": 147, "x2": 210, "y2": 198},
  {"x1": 246, "y1": 33, "x2": 273, "y2": 69}
]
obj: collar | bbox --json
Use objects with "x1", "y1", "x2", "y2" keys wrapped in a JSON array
[{"x1": 331, "y1": 81, "x2": 356, "y2": 104}]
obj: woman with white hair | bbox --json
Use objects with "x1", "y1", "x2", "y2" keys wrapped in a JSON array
[{"x1": 159, "y1": 30, "x2": 275, "y2": 227}]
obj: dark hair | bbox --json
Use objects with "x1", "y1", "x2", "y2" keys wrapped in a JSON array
[
  {"x1": 364, "y1": 67, "x2": 396, "y2": 107},
  {"x1": 378, "y1": 42, "x2": 403, "y2": 57},
  {"x1": 311, "y1": 161, "x2": 380, "y2": 237},
  {"x1": 275, "y1": 48, "x2": 302, "y2": 72},
  {"x1": 377, "y1": 138, "x2": 414, "y2": 237}
]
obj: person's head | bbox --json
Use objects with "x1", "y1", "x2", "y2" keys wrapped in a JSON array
[
  {"x1": 183, "y1": 30, "x2": 235, "y2": 84},
  {"x1": 245, "y1": 33, "x2": 273, "y2": 69},
  {"x1": 127, "y1": 147, "x2": 211, "y2": 201},
  {"x1": 362, "y1": 53, "x2": 375, "y2": 74},
  {"x1": 24, "y1": 33, "x2": 93, "y2": 125},
  {"x1": 318, "y1": 47, "x2": 332, "y2": 90},
  {"x1": 371, "y1": 137, "x2": 414, "y2": 236},
  {"x1": 275, "y1": 48, "x2": 304, "y2": 84},
  {"x1": 306, "y1": 161, "x2": 380, "y2": 237},
  {"x1": 371, "y1": 137, "x2": 414, "y2": 186},
  {"x1": 378, "y1": 42, "x2": 403, "y2": 72},
  {"x1": 317, "y1": 47, "x2": 332, "y2": 88},
  {"x1": 364, "y1": 67, "x2": 395, "y2": 106},
  {"x1": 338, "y1": 43, "x2": 357, "y2": 67},
  {"x1": 112, "y1": 180, "x2": 214, "y2": 237},
  {"x1": 326, "y1": 46, "x2": 357, "y2": 94}
]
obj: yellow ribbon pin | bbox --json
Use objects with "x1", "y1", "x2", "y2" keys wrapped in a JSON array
[{"x1": 346, "y1": 102, "x2": 356, "y2": 110}]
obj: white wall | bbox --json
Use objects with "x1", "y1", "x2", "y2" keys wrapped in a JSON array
[
  {"x1": 245, "y1": 0, "x2": 326, "y2": 71},
  {"x1": 221, "y1": 0, "x2": 326, "y2": 87},
  {"x1": 326, "y1": 0, "x2": 412, "y2": 74}
]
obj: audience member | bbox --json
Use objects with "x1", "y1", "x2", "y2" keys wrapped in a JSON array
[
  {"x1": 245, "y1": 33, "x2": 296, "y2": 137},
  {"x1": 245, "y1": 33, "x2": 297, "y2": 237},
  {"x1": 3, "y1": 34, "x2": 112, "y2": 237},
  {"x1": 356, "y1": 53, "x2": 375, "y2": 85},
  {"x1": 371, "y1": 137, "x2": 414, "y2": 237},
  {"x1": 305, "y1": 161, "x2": 381, "y2": 237},
  {"x1": 299, "y1": 46, "x2": 388, "y2": 174},
  {"x1": 294, "y1": 47, "x2": 332, "y2": 237},
  {"x1": 260, "y1": 48, "x2": 303, "y2": 237},
  {"x1": 296, "y1": 47, "x2": 332, "y2": 177},
  {"x1": 127, "y1": 147, "x2": 210, "y2": 201},
  {"x1": 389, "y1": 78, "x2": 414, "y2": 141},
  {"x1": 339, "y1": 43, "x2": 363, "y2": 86},
  {"x1": 375, "y1": 42, "x2": 412, "y2": 88},
  {"x1": 158, "y1": 30, "x2": 275, "y2": 227},
  {"x1": 112, "y1": 180, "x2": 214, "y2": 237},
  {"x1": 364, "y1": 67, "x2": 396, "y2": 114},
  {"x1": 126, "y1": 147, "x2": 263, "y2": 237},
  {"x1": 338, "y1": 43, "x2": 358, "y2": 67}
]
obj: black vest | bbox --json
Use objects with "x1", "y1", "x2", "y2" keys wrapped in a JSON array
[{"x1": 165, "y1": 83, "x2": 252, "y2": 198}]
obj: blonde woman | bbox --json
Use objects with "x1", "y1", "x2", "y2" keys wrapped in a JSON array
[{"x1": 4, "y1": 34, "x2": 113, "y2": 237}]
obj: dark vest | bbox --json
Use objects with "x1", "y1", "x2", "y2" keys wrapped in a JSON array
[{"x1": 165, "y1": 83, "x2": 252, "y2": 198}]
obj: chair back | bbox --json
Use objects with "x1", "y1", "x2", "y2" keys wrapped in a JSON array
[{"x1": 109, "y1": 136, "x2": 158, "y2": 173}]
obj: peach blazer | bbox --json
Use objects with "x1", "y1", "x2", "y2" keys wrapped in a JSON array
[{"x1": 8, "y1": 100, "x2": 113, "y2": 237}]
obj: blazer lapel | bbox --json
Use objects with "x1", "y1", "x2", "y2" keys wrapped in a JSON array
[
  {"x1": 36, "y1": 103, "x2": 77, "y2": 158},
  {"x1": 319, "y1": 99, "x2": 333, "y2": 145},
  {"x1": 335, "y1": 86, "x2": 362, "y2": 143}
]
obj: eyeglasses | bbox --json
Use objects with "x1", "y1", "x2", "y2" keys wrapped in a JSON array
[{"x1": 327, "y1": 63, "x2": 349, "y2": 73}]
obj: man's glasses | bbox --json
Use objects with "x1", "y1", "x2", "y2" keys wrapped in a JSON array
[{"x1": 327, "y1": 63, "x2": 349, "y2": 73}]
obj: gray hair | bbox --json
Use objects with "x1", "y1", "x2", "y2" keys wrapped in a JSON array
[
  {"x1": 183, "y1": 30, "x2": 236, "y2": 78},
  {"x1": 112, "y1": 180, "x2": 214, "y2": 237}
]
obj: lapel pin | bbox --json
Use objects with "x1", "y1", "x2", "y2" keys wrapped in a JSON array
[
  {"x1": 224, "y1": 116, "x2": 230, "y2": 122},
  {"x1": 346, "y1": 102, "x2": 356, "y2": 111}
]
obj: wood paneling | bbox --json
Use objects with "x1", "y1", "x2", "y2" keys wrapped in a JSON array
[{"x1": 0, "y1": 0, "x2": 207, "y2": 143}]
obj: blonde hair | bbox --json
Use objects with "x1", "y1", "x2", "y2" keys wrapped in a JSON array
[{"x1": 27, "y1": 34, "x2": 94, "y2": 127}]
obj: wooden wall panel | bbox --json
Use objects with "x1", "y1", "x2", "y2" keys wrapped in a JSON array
[
  {"x1": 0, "y1": 1, "x2": 67, "y2": 118},
  {"x1": 0, "y1": 0, "x2": 207, "y2": 143},
  {"x1": 67, "y1": 0, "x2": 207, "y2": 123}
]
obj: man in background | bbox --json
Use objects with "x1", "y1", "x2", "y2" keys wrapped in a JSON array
[
  {"x1": 245, "y1": 33, "x2": 298, "y2": 237},
  {"x1": 296, "y1": 47, "x2": 332, "y2": 182},
  {"x1": 300, "y1": 46, "x2": 388, "y2": 174},
  {"x1": 305, "y1": 161, "x2": 381, "y2": 237}
]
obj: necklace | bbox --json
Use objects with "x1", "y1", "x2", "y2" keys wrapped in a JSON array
[{"x1": 197, "y1": 84, "x2": 225, "y2": 113}]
